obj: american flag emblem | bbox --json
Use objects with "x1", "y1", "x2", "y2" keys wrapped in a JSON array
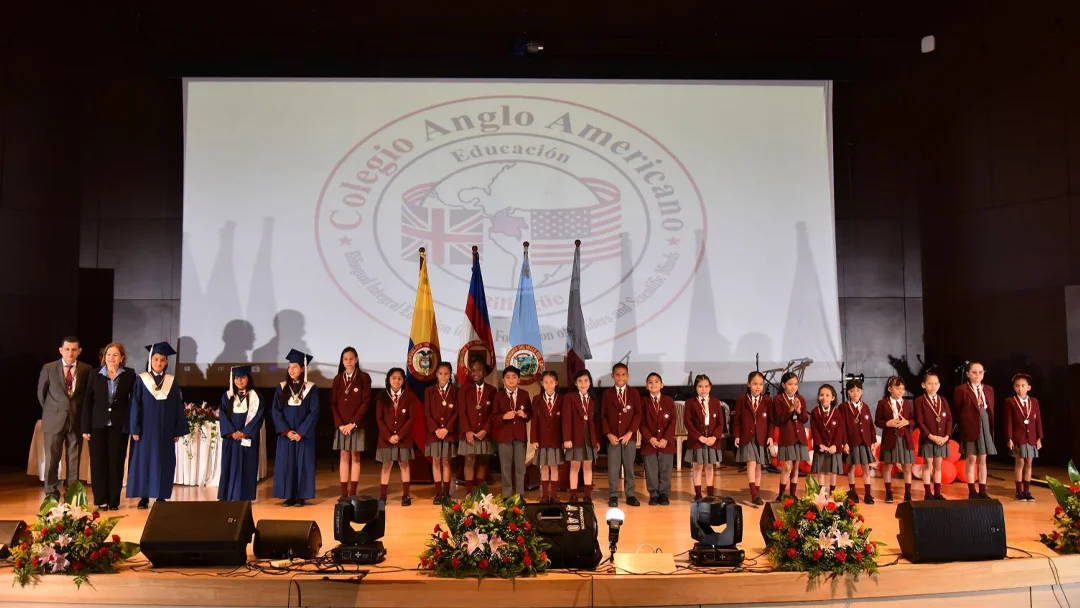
[
  {"x1": 400, "y1": 183, "x2": 484, "y2": 264},
  {"x1": 529, "y1": 177, "x2": 622, "y2": 266}
]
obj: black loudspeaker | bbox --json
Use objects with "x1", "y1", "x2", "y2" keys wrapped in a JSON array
[
  {"x1": 895, "y1": 500, "x2": 1007, "y2": 563},
  {"x1": 254, "y1": 520, "x2": 322, "y2": 559},
  {"x1": 524, "y1": 503, "x2": 602, "y2": 570},
  {"x1": 0, "y1": 520, "x2": 30, "y2": 559},
  {"x1": 759, "y1": 501, "x2": 787, "y2": 546},
  {"x1": 140, "y1": 501, "x2": 255, "y2": 567}
]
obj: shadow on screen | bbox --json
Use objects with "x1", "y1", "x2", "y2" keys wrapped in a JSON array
[
  {"x1": 251, "y1": 309, "x2": 328, "y2": 385},
  {"x1": 177, "y1": 335, "x2": 206, "y2": 385}
]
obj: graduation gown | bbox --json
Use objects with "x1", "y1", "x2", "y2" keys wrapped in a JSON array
[
  {"x1": 126, "y1": 373, "x2": 188, "y2": 499},
  {"x1": 272, "y1": 380, "x2": 319, "y2": 500},
  {"x1": 217, "y1": 390, "x2": 265, "y2": 501}
]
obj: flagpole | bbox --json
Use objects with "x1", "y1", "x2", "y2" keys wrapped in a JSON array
[{"x1": 419, "y1": 246, "x2": 425, "y2": 269}]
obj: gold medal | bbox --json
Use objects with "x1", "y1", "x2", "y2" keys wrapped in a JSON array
[{"x1": 442, "y1": 400, "x2": 447, "y2": 406}]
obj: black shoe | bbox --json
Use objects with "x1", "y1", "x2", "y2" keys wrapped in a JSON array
[
  {"x1": 608, "y1": 497, "x2": 619, "y2": 508},
  {"x1": 1024, "y1": 492, "x2": 1036, "y2": 502},
  {"x1": 402, "y1": 495, "x2": 412, "y2": 507},
  {"x1": 282, "y1": 498, "x2": 296, "y2": 507},
  {"x1": 295, "y1": 499, "x2": 306, "y2": 507},
  {"x1": 863, "y1": 494, "x2": 875, "y2": 504},
  {"x1": 934, "y1": 494, "x2": 946, "y2": 501},
  {"x1": 1014, "y1": 492, "x2": 1026, "y2": 502},
  {"x1": 978, "y1": 490, "x2": 991, "y2": 500},
  {"x1": 884, "y1": 492, "x2": 894, "y2": 504},
  {"x1": 433, "y1": 494, "x2": 443, "y2": 505},
  {"x1": 137, "y1": 498, "x2": 149, "y2": 510},
  {"x1": 109, "y1": 504, "x2": 120, "y2": 511},
  {"x1": 752, "y1": 497, "x2": 764, "y2": 506},
  {"x1": 626, "y1": 496, "x2": 641, "y2": 507},
  {"x1": 648, "y1": 496, "x2": 659, "y2": 506},
  {"x1": 903, "y1": 493, "x2": 912, "y2": 503},
  {"x1": 847, "y1": 490, "x2": 860, "y2": 504},
  {"x1": 659, "y1": 494, "x2": 670, "y2": 506},
  {"x1": 96, "y1": 504, "x2": 109, "y2": 512},
  {"x1": 46, "y1": 491, "x2": 61, "y2": 501},
  {"x1": 157, "y1": 498, "x2": 167, "y2": 503}
]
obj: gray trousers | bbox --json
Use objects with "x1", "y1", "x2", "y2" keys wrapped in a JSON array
[
  {"x1": 44, "y1": 417, "x2": 82, "y2": 494},
  {"x1": 498, "y1": 441, "x2": 527, "y2": 498},
  {"x1": 642, "y1": 452, "x2": 673, "y2": 497},
  {"x1": 607, "y1": 441, "x2": 637, "y2": 497}
]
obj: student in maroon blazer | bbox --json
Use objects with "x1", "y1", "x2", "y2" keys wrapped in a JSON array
[
  {"x1": 733, "y1": 371, "x2": 773, "y2": 505},
  {"x1": 810, "y1": 385, "x2": 846, "y2": 493},
  {"x1": 330, "y1": 347, "x2": 372, "y2": 499},
  {"x1": 915, "y1": 371, "x2": 951, "y2": 500},
  {"x1": 641, "y1": 372, "x2": 677, "y2": 506},
  {"x1": 684, "y1": 374, "x2": 725, "y2": 501},
  {"x1": 376, "y1": 368, "x2": 417, "y2": 506},
  {"x1": 602, "y1": 363, "x2": 642, "y2": 507},
  {"x1": 875, "y1": 376, "x2": 915, "y2": 503},
  {"x1": 493, "y1": 366, "x2": 531, "y2": 499},
  {"x1": 563, "y1": 369, "x2": 599, "y2": 503},
  {"x1": 531, "y1": 370, "x2": 564, "y2": 503},
  {"x1": 953, "y1": 362, "x2": 996, "y2": 499},
  {"x1": 772, "y1": 372, "x2": 809, "y2": 500},
  {"x1": 1005, "y1": 373, "x2": 1043, "y2": 502},
  {"x1": 841, "y1": 379, "x2": 876, "y2": 504},
  {"x1": 458, "y1": 359, "x2": 496, "y2": 494},
  {"x1": 424, "y1": 362, "x2": 458, "y2": 504}
]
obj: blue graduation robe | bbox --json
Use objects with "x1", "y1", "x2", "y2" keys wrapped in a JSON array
[
  {"x1": 126, "y1": 373, "x2": 188, "y2": 499},
  {"x1": 217, "y1": 390, "x2": 265, "y2": 501},
  {"x1": 272, "y1": 381, "x2": 319, "y2": 500}
]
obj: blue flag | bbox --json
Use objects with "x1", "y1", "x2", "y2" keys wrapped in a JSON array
[{"x1": 509, "y1": 247, "x2": 543, "y2": 352}]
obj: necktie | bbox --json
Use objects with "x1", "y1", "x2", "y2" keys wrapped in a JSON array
[{"x1": 64, "y1": 364, "x2": 73, "y2": 395}]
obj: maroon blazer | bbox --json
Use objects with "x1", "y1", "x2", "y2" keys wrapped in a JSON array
[
  {"x1": 530, "y1": 392, "x2": 564, "y2": 448},
  {"x1": 601, "y1": 386, "x2": 642, "y2": 440},
  {"x1": 810, "y1": 405, "x2": 846, "y2": 450},
  {"x1": 914, "y1": 394, "x2": 952, "y2": 445},
  {"x1": 423, "y1": 384, "x2": 459, "y2": 444},
  {"x1": 733, "y1": 393, "x2": 774, "y2": 446},
  {"x1": 375, "y1": 389, "x2": 418, "y2": 449},
  {"x1": 562, "y1": 392, "x2": 598, "y2": 448},
  {"x1": 330, "y1": 370, "x2": 372, "y2": 427},
  {"x1": 953, "y1": 384, "x2": 995, "y2": 443},
  {"x1": 640, "y1": 394, "x2": 677, "y2": 455},
  {"x1": 459, "y1": 382, "x2": 496, "y2": 439},
  {"x1": 875, "y1": 398, "x2": 915, "y2": 451},
  {"x1": 493, "y1": 389, "x2": 531, "y2": 443},
  {"x1": 1004, "y1": 396, "x2": 1043, "y2": 446},
  {"x1": 684, "y1": 396, "x2": 724, "y2": 448},
  {"x1": 842, "y1": 401, "x2": 876, "y2": 447},
  {"x1": 772, "y1": 393, "x2": 809, "y2": 446}
]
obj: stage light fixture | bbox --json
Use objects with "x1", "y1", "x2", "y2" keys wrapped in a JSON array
[
  {"x1": 689, "y1": 497, "x2": 745, "y2": 567},
  {"x1": 330, "y1": 495, "x2": 387, "y2": 564},
  {"x1": 605, "y1": 507, "x2": 625, "y2": 558}
]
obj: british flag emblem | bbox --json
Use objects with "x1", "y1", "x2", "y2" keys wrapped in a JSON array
[{"x1": 400, "y1": 183, "x2": 485, "y2": 264}]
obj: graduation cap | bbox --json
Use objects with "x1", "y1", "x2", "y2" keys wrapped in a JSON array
[
  {"x1": 285, "y1": 349, "x2": 314, "y2": 384},
  {"x1": 144, "y1": 342, "x2": 176, "y2": 372},
  {"x1": 228, "y1": 365, "x2": 253, "y2": 397}
]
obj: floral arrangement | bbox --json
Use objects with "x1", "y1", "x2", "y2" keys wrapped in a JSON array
[
  {"x1": 183, "y1": 401, "x2": 219, "y2": 459},
  {"x1": 418, "y1": 485, "x2": 550, "y2": 579},
  {"x1": 8, "y1": 482, "x2": 140, "y2": 588},
  {"x1": 1040, "y1": 461, "x2": 1080, "y2": 553},
  {"x1": 765, "y1": 477, "x2": 881, "y2": 581}
]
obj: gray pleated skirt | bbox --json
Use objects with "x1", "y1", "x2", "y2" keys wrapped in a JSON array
[
  {"x1": 811, "y1": 453, "x2": 844, "y2": 474},
  {"x1": 776, "y1": 443, "x2": 809, "y2": 463},
  {"x1": 735, "y1": 441, "x2": 770, "y2": 466},
  {"x1": 846, "y1": 445, "x2": 875, "y2": 466},
  {"x1": 1011, "y1": 444, "x2": 1039, "y2": 458},
  {"x1": 457, "y1": 439, "x2": 495, "y2": 455},
  {"x1": 333, "y1": 429, "x2": 365, "y2": 452},
  {"x1": 918, "y1": 443, "x2": 950, "y2": 459},
  {"x1": 881, "y1": 445, "x2": 915, "y2": 464},
  {"x1": 685, "y1": 446, "x2": 723, "y2": 464},
  {"x1": 425, "y1": 440, "x2": 457, "y2": 459},
  {"x1": 566, "y1": 444, "x2": 597, "y2": 462},
  {"x1": 962, "y1": 408, "x2": 998, "y2": 456},
  {"x1": 532, "y1": 447, "x2": 564, "y2": 466},
  {"x1": 375, "y1": 446, "x2": 414, "y2": 463}
]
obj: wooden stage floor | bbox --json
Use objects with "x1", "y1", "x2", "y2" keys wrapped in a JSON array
[{"x1": 2, "y1": 460, "x2": 1080, "y2": 608}]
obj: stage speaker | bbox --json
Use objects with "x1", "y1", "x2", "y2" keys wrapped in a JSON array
[
  {"x1": 759, "y1": 501, "x2": 787, "y2": 546},
  {"x1": 254, "y1": 520, "x2": 322, "y2": 560},
  {"x1": 140, "y1": 501, "x2": 255, "y2": 567},
  {"x1": 524, "y1": 503, "x2": 602, "y2": 570},
  {"x1": 895, "y1": 500, "x2": 1006, "y2": 563},
  {"x1": 0, "y1": 520, "x2": 30, "y2": 559}
]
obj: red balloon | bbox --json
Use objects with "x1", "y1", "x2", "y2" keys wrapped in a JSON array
[
  {"x1": 946, "y1": 440, "x2": 962, "y2": 463},
  {"x1": 955, "y1": 461, "x2": 968, "y2": 483},
  {"x1": 799, "y1": 460, "x2": 812, "y2": 475},
  {"x1": 940, "y1": 459, "x2": 957, "y2": 484},
  {"x1": 911, "y1": 430, "x2": 924, "y2": 465},
  {"x1": 851, "y1": 464, "x2": 863, "y2": 477}
]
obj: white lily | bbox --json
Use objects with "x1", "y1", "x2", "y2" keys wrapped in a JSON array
[
  {"x1": 464, "y1": 530, "x2": 489, "y2": 555},
  {"x1": 832, "y1": 528, "x2": 854, "y2": 549},
  {"x1": 811, "y1": 489, "x2": 831, "y2": 512},
  {"x1": 55, "y1": 534, "x2": 72, "y2": 547},
  {"x1": 816, "y1": 531, "x2": 835, "y2": 550},
  {"x1": 488, "y1": 534, "x2": 508, "y2": 556}
]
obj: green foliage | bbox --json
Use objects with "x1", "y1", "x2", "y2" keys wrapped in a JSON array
[{"x1": 1040, "y1": 463, "x2": 1080, "y2": 554}]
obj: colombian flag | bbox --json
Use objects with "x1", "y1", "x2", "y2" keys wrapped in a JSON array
[{"x1": 406, "y1": 249, "x2": 441, "y2": 462}]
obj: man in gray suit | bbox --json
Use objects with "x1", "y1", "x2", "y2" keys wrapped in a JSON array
[{"x1": 37, "y1": 336, "x2": 92, "y2": 499}]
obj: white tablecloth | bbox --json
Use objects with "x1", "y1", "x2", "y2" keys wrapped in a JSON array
[
  {"x1": 27, "y1": 420, "x2": 93, "y2": 482},
  {"x1": 175, "y1": 422, "x2": 269, "y2": 487}
]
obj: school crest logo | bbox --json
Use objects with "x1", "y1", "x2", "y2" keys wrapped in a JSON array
[
  {"x1": 407, "y1": 342, "x2": 439, "y2": 382},
  {"x1": 315, "y1": 96, "x2": 706, "y2": 352},
  {"x1": 505, "y1": 344, "x2": 544, "y2": 386}
]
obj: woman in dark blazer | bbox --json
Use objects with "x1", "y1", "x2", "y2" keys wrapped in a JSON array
[{"x1": 80, "y1": 342, "x2": 136, "y2": 511}]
